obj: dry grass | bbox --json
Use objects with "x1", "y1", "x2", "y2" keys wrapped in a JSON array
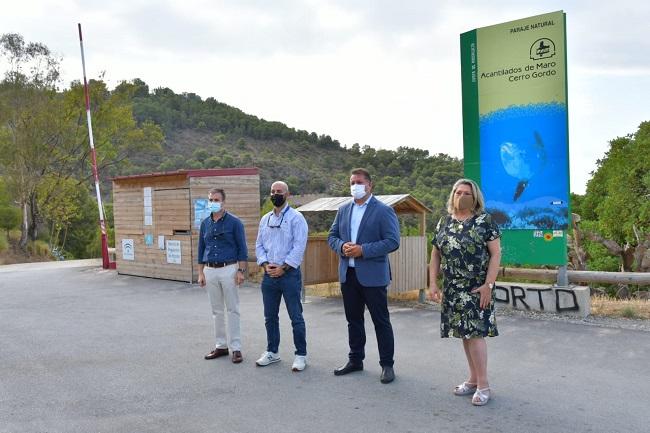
[
  {"x1": 591, "y1": 295, "x2": 650, "y2": 320},
  {"x1": 0, "y1": 232, "x2": 8, "y2": 253},
  {"x1": 388, "y1": 289, "x2": 423, "y2": 301},
  {"x1": 305, "y1": 284, "x2": 424, "y2": 301},
  {"x1": 305, "y1": 282, "x2": 341, "y2": 298},
  {"x1": 0, "y1": 234, "x2": 56, "y2": 265},
  {"x1": 246, "y1": 268, "x2": 264, "y2": 284},
  {"x1": 304, "y1": 287, "x2": 650, "y2": 320}
]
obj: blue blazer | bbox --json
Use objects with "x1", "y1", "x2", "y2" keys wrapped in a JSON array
[{"x1": 328, "y1": 196, "x2": 400, "y2": 287}]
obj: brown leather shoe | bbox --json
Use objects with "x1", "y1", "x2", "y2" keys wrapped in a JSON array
[
  {"x1": 232, "y1": 350, "x2": 243, "y2": 364},
  {"x1": 204, "y1": 348, "x2": 229, "y2": 360}
]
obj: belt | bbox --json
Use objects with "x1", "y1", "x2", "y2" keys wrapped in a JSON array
[{"x1": 205, "y1": 261, "x2": 237, "y2": 268}]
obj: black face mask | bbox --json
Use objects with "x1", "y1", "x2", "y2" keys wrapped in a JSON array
[{"x1": 271, "y1": 193, "x2": 286, "y2": 207}]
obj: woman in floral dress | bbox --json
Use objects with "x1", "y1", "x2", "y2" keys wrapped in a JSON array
[{"x1": 429, "y1": 178, "x2": 501, "y2": 406}]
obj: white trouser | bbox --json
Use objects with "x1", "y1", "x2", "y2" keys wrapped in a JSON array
[{"x1": 204, "y1": 264, "x2": 241, "y2": 351}]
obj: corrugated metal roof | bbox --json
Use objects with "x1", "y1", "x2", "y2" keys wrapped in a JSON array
[{"x1": 296, "y1": 194, "x2": 431, "y2": 213}]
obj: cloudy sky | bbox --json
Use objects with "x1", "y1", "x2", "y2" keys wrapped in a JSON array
[{"x1": 2, "y1": 0, "x2": 649, "y2": 194}]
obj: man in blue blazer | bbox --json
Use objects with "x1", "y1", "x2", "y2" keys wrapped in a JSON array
[{"x1": 328, "y1": 168, "x2": 400, "y2": 383}]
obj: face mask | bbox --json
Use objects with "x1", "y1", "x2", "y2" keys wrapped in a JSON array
[
  {"x1": 350, "y1": 184, "x2": 367, "y2": 200},
  {"x1": 455, "y1": 195, "x2": 474, "y2": 211},
  {"x1": 271, "y1": 193, "x2": 286, "y2": 207},
  {"x1": 208, "y1": 201, "x2": 222, "y2": 213}
]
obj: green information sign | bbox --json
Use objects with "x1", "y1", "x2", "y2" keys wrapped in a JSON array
[{"x1": 461, "y1": 11, "x2": 570, "y2": 265}]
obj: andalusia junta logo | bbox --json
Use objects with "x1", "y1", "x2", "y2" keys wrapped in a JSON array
[{"x1": 530, "y1": 38, "x2": 556, "y2": 60}]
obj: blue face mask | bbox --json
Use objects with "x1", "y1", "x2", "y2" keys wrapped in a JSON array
[{"x1": 208, "y1": 201, "x2": 222, "y2": 213}]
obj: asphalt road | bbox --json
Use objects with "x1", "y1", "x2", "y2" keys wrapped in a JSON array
[{"x1": 1, "y1": 262, "x2": 649, "y2": 433}]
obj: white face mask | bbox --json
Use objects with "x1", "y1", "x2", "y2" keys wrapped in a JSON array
[
  {"x1": 350, "y1": 184, "x2": 367, "y2": 200},
  {"x1": 208, "y1": 201, "x2": 222, "y2": 213}
]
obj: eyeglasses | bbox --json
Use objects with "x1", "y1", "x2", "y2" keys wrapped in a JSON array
[{"x1": 267, "y1": 212, "x2": 286, "y2": 229}]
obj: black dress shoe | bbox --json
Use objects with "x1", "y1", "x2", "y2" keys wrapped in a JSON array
[
  {"x1": 333, "y1": 361, "x2": 363, "y2": 376},
  {"x1": 380, "y1": 366, "x2": 395, "y2": 384}
]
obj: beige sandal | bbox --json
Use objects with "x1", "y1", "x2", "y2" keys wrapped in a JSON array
[
  {"x1": 472, "y1": 387, "x2": 490, "y2": 406},
  {"x1": 453, "y1": 381, "x2": 477, "y2": 396}
]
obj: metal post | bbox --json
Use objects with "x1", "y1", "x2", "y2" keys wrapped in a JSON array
[{"x1": 557, "y1": 265, "x2": 569, "y2": 287}]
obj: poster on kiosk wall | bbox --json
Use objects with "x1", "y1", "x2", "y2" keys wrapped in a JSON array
[{"x1": 460, "y1": 10, "x2": 570, "y2": 266}]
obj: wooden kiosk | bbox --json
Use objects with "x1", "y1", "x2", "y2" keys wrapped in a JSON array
[
  {"x1": 296, "y1": 194, "x2": 431, "y2": 294},
  {"x1": 112, "y1": 168, "x2": 260, "y2": 283}
]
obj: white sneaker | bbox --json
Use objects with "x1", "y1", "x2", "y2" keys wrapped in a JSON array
[
  {"x1": 292, "y1": 355, "x2": 307, "y2": 372},
  {"x1": 255, "y1": 351, "x2": 280, "y2": 366}
]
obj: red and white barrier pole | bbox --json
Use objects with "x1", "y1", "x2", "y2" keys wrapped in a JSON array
[{"x1": 78, "y1": 23, "x2": 115, "y2": 269}]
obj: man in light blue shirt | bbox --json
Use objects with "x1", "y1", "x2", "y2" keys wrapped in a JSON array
[
  {"x1": 255, "y1": 181, "x2": 309, "y2": 372},
  {"x1": 348, "y1": 197, "x2": 368, "y2": 268}
]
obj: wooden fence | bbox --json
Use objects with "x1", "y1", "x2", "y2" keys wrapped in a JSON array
[
  {"x1": 302, "y1": 236, "x2": 339, "y2": 285},
  {"x1": 302, "y1": 235, "x2": 428, "y2": 294},
  {"x1": 500, "y1": 267, "x2": 650, "y2": 285}
]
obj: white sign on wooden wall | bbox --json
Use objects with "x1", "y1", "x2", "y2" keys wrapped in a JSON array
[
  {"x1": 166, "y1": 240, "x2": 181, "y2": 264},
  {"x1": 122, "y1": 239, "x2": 135, "y2": 261},
  {"x1": 143, "y1": 187, "x2": 153, "y2": 226}
]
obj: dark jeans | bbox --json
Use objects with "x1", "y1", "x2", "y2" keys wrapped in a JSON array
[
  {"x1": 261, "y1": 267, "x2": 306, "y2": 356},
  {"x1": 341, "y1": 267, "x2": 394, "y2": 367}
]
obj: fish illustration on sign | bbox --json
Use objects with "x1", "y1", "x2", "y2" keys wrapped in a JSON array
[{"x1": 500, "y1": 130, "x2": 547, "y2": 201}]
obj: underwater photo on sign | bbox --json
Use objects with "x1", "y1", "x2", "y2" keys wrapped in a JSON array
[{"x1": 479, "y1": 102, "x2": 569, "y2": 229}]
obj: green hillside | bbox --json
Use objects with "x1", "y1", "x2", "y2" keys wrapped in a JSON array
[
  {"x1": 2, "y1": 33, "x2": 648, "y2": 279},
  {"x1": 119, "y1": 79, "x2": 463, "y2": 225}
]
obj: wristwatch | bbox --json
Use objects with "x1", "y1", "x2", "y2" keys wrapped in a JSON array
[
  {"x1": 237, "y1": 268, "x2": 246, "y2": 273},
  {"x1": 487, "y1": 282, "x2": 495, "y2": 289},
  {"x1": 282, "y1": 264, "x2": 293, "y2": 271}
]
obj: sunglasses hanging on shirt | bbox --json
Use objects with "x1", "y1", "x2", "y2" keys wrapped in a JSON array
[{"x1": 267, "y1": 212, "x2": 286, "y2": 228}]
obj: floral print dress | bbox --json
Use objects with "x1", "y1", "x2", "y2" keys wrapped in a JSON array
[{"x1": 432, "y1": 212, "x2": 501, "y2": 339}]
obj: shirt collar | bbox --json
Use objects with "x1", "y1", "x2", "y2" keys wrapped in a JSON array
[
  {"x1": 354, "y1": 194, "x2": 372, "y2": 208},
  {"x1": 273, "y1": 203, "x2": 290, "y2": 216},
  {"x1": 211, "y1": 211, "x2": 227, "y2": 222}
]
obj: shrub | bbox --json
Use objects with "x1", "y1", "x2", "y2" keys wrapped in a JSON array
[
  {"x1": 192, "y1": 148, "x2": 210, "y2": 160},
  {"x1": 186, "y1": 159, "x2": 203, "y2": 169},
  {"x1": 204, "y1": 156, "x2": 221, "y2": 168},
  {"x1": 620, "y1": 306, "x2": 638, "y2": 319},
  {"x1": 0, "y1": 206, "x2": 21, "y2": 234},
  {"x1": 0, "y1": 232, "x2": 8, "y2": 252},
  {"x1": 8, "y1": 229, "x2": 21, "y2": 242},
  {"x1": 27, "y1": 240, "x2": 50, "y2": 258}
]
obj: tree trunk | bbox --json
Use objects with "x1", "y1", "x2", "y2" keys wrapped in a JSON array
[
  {"x1": 621, "y1": 246, "x2": 635, "y2": 272},
  {"x1": 585, "y1": 231, "x2": 636, "y2": 272},
  {"x1": 28, "y1": 191, "x2": 39, "y2": 241},
  {"x1": 631, "y1": 225, "x2": 650, "y2": 272},
  {"x1": 569, "y1": 213, "x2": 587, "y2": 270},
  {"x1": 18, "y1": 200, "x2": 29, "y2": 250}
]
